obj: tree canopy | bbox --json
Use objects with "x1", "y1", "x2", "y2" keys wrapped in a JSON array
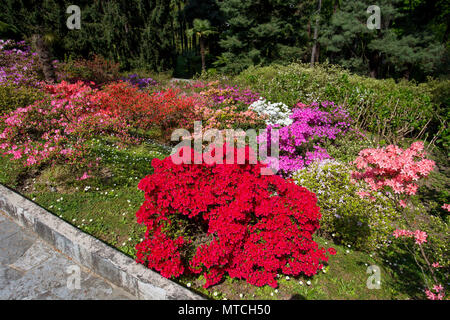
[{"x1": 0, "y1": 0, "x2": 447, "y2": 80}]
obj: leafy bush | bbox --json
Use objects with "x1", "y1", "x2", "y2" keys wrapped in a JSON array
[
  {"x1": 0, "y1": 83, "x2": 45, "y2": 115},
  {"x1": 135, "y1": 144, "x2": 333, "y2": 288},
  {"x1": 324, "y1": 130, "x2": 378, "y2": 163},
  {"x1": 234, "y1": 63, "x2": 436, "y2": 143},
  {"x1": 424, "y1": 79, "x2": 449, "y2": 152},
  {"x1": 62, "y1": 54, "x2": 120, "y2": 85},
  {"x1": 293, "y1": 160, "x2": 400, "y2": 250}
]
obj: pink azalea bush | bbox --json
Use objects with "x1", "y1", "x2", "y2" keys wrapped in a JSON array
[
  {"x1": 352, "y1": 141, "x2": 435, "y2": 200},
  {"x1": 0, "y1": 81, "x2": 135, "y2": 170},
  {"x1": 352, "y1": 141, "x2": 446, "y2": 300}
]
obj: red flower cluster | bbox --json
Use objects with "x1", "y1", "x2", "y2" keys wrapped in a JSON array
[
  {"x1": 95, "y1": 81, "x2": 200, "y2": 131},
  {"x1": 135, "y1": 144, "x2": 331, "y2": 288}
]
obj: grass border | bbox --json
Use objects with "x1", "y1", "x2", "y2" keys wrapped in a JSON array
[{"x1": 0, "y1": 183, "x2": 203, "y2": 300}]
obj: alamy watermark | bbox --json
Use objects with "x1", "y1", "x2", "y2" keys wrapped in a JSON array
[
  {"x1": 66, "y1": 265, "x2": 81, "y2": 290},
  {"x1": 367, "y1": 5, "x2": 381, "y2": 30},
  {"x1": 66, "y1": 5, "x2": 81, "y2": 30},
  {"x1": 366, "y1": 265, "x2": 381, "y2": 289}
]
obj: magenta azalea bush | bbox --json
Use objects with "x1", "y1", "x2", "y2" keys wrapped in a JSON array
[{"x1": 260, "y1": 101, "x2": 353, "y2": 175}]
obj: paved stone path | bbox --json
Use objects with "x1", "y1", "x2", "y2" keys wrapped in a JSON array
[{"x1": 0, "y1": 211, "x2": 136, "y2": 300}]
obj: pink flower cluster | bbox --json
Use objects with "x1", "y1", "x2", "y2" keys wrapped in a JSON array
[
  {"x1": 425, "y1": 284, "x2": 445, "y2": 300},
  {"x1": 352, "y1": 141, "x2": 435, "y2": 198},
  {"x1": 0, "y1": 81, "x2": 136, "y2": 168},
  {"x1": 393, "y1": 229, "x2": 428, "y2": 245}
]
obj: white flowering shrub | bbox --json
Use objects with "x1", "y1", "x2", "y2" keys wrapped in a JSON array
[
  {"x1": 292, "y1": 160, "x2": 400, "y2": 250},
  {"x1": 249, "y1": 98, "x2": 293, "y2": 126}
]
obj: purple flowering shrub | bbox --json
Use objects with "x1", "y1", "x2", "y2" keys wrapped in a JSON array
[
  {"x1": 200, "y1": 84, "x2": 260, "y2": 106},
  {"x1": 260, "y1": 101, "x2": 353, "y2": 175},
  {"x1": 121, "y1": 74, "x2": 158, "y2": 89},
  {"x1": 0, "y1": 39, "x2": 44, "y2": 88}
]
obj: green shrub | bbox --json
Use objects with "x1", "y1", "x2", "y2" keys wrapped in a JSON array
[
  {"x1": 423, "y1": 78, "x2": 449, "y2": 152},
  {"x1": 416, "y1": 214, "x2": 449, "y2": 271},
  {"x1": 234, "y1": 63, "x2": 436, "y2": 144},
  {"x1": 293, "y1": 160, "x2": 400, "y2": 251},
  {"x1": 324, "y1": 130, "x2": 378, "y2": 163},
  {"x1": 0, "y1": 83, "x2": 45, "y2": 115}
]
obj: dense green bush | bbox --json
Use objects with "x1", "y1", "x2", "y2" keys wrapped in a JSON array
[
  {"x1": 0, "y1": 83, "x2": 45, "y2": 115},
  {"x1": 233, "y1": 63, "x2": 437, "y2": 144},
  {"x1": 324, "y1": 130, "x2": 378, "y2": 164},
  {"x1": 423, "y1": 79, "x2": 449, "y2": 152},
  {"x1": 293, "y1": 160, "x2": 400, "y2": 251}
]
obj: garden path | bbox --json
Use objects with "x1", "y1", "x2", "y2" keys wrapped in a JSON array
[{"x1": 0, "y1": 210, "x2": 136, "y2": 300}]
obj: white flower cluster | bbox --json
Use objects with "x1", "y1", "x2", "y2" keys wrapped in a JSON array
[{"x1": 249, "y1": 98, "x2": 293, "y2": 126}]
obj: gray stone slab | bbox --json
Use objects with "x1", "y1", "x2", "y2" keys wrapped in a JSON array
[
  {"x1": 0, "y1": 219, "x2": 20, "y2": 241},
  {"x1": 1, "y1": 247, "x2": 134, "y2": 300},
  {"x1": 0, "y1": 231, "x2": 35, "y2": 265},
  {"x1": 0, "y1": 264, "x2": 25, "y2": 288},
  {"x1": 0, "y1": 184, "x2": 202, "y2": 300},
  {"x1": 9, "y1": 239, "x2": 53, "y2": 272}
]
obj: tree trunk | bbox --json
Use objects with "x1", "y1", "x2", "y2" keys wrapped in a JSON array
[
  {"x1": 310, "y1": 0, "x2": 322, "y2": 68},
  {"x1": 403, "y1": 65, "x2": 411, "y2": 80},
  {"x1": 316, "y1": 42, "x2": 320, "y2": 63},
  {"x1": 200, "y1": 37, "x2": 206, "y2": 72},
  {"x1": 369, "y1": 51, "x2": 380, "y2": 78},
  {"x1": 32, "y1": 34, "x2": 56, "y2": 82}
]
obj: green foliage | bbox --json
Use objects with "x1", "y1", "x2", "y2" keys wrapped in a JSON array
[
  {"x1": 293, "y1": 160, "x2": 401, "y2": 251},
  {"x1": 216, "y1": 0, "x2": 315, "y2": 74},
  {"x1": 319, "y1": 0, "x2": 446, "y2": 80},
  {"x1": 0, "y1": 83, "x2": 45, "y2": 115},
  {"x1": 234, "y1": 63, "x2": 437, "y2": 143},
  {"x1": 424, "y1": 79, "x2": 450, "y2": 153},
  {"x1": 324, "y1": 131, "x2": 378, "y2": 163}
]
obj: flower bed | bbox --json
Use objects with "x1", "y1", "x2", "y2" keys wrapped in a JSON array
[
  {"x1": 136, "y1": 144, "x2": 333, "y2": 288},
  {"x1": 0, "y1": 40, "x2": 447, "y2": 300}
]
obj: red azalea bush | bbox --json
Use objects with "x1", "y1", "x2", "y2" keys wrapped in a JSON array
[
  {"x1": 135, "y1": 144, "x2": 331, "y2": 288},
  {"x1": 95, "y1": 81, "x2": 201, "y2": 131}
]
